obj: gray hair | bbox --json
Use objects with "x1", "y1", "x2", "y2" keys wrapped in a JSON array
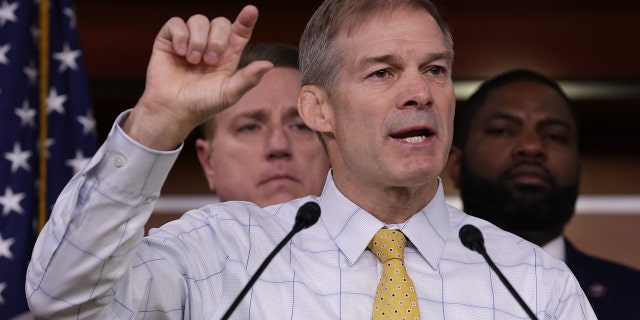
[{"x1": 299, "y1": 0, "x2": 453, "y2": 95}]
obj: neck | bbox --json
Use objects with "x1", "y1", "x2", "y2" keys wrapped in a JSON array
[{"x1": 332, "y1": 171, "x2": 439, "y2": 224}]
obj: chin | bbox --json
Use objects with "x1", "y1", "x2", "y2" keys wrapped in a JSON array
[
  {"x1": 399, "y1": 165, "x2": 442, "y2": 182},
  {"x1": 261, "y1": 192, "x2": 301, "y2": 207}
]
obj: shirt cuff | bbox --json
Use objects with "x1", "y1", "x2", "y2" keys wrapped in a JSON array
[{"x1": 89, "y1": 110, "x2": 183, "y2": 200}]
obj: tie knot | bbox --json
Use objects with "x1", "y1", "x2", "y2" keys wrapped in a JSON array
[{"x1": 368, "y1": 229, "x2": 407, "y2": 263}]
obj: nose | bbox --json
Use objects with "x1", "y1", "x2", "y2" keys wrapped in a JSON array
[
  {"x1": 398, "y1": 70, "x2": 433, "y2": 110},
  {"x1": 512, "y1": 130, "x2": 546, "y2": 161},
  {"x1": 265, "y1": 125, "x2": 292, "y2": 160}
]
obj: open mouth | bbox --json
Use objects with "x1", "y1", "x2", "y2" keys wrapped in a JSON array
[{"x1": 390, "y1": 128, "x2": 435, "y2": 143}]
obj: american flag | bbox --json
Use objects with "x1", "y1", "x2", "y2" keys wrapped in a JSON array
[{"x1": 0, "y1": 0, "x2": 96, "y2": 318}]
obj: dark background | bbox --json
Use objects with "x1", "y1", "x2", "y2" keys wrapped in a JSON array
[
  {"x1": 76, "y1": 0, "x2": 640, "y2": 156},
  {"x1": 74, "y1": 0, "x2": 640, "y2": 269}
]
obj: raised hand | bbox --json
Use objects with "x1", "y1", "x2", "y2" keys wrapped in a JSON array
[{"x1": 123, "y1": 5, "x2": 274, "y2": 150}]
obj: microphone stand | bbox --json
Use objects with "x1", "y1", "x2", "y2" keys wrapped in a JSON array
[
  {"x1": 221, "y1": 202, "x2": 320, "y2": 320},
  {"x1": 460, "y1": 224, "x2": 539, "y2": 320}
]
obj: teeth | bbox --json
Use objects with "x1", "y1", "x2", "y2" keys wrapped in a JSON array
[{"x1": 403, "y1": 136, "x2": 426, "y2": 143}]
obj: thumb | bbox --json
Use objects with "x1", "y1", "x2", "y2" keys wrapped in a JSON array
[{"x1": 223, "y1": 60, "x2": 274, "y2": 104}]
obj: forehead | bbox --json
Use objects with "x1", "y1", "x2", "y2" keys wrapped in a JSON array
[
  {"x1": 477, "y1": 81, "x2": 574, "y2": 123},
  {"x1": 336, "y1": 5, "x2": 449, "y2": 59},
  {"x1": 215, "y1": 67, "x2": 301, "y2": 123}
]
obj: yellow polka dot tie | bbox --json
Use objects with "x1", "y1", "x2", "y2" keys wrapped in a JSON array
[{"x1": 368, "y1": 229, "x2": 421, "y2": 320}]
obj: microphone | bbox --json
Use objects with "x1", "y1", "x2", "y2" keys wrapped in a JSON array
[
  {"x1": 221, "y1": 201, "x2": 321, "y2": 320},
  {"x1": 459, "y1": 224, "x2": 539, "y2": 320}
]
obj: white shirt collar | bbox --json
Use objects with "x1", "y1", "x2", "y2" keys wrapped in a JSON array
[
  {"x1": 317, "y1": 171, "x2": 450, "y2": 269},
  {"x1": 542, "y1": 235, "x2": 566, "y2": 262}
]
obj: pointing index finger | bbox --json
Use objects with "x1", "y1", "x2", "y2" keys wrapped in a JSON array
[
  {"x1": 204, "y1": 5, "x2": 259, "y2": 69},
  {"x1": 233, "y1": 5, "x2": 259, "y2": 40},
  {"x1": 229, "y1": 5, "x2": 259, "y2": 53}
]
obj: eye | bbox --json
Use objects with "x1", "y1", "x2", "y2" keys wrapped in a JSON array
[
  {"x1": 369, "y1": 68, "x2": 392, "y2": 79},
  {"x1": 287, "y1": 118, "x2": 313, "y2": 134},
  {"x1": 427, "y1": 65, "x2": 446, "y2": 76},
  {"x1": 293, "y1": 122, "x2": 311, "y2": 131},
  {"x1": 544, "y1": 132, "x2": 570, "y2": 144},
  {"x1": 485, "y1": 126, "x2": 512, "y2": 137},
  {"x1": 238, "y1": 123, "x2": 259, "y2": 132}
]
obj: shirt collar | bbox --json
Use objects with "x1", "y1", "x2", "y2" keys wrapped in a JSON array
[
  {"x1": 317, "y1": 171, "x2": 450, "y2": 269},
  {"x1": 542, "y1": 235, "x2": 566, "y2": 262}
]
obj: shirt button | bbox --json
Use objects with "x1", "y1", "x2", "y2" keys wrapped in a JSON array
[{"x1": 114, "y1": 155, "x2": 126, "y2": 167}]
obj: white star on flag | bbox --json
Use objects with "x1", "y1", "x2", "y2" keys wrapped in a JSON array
[
  {"x1": 23, "y1": 62, "x2": 38, "y2": 85},
  {"x1": 52, "y1": 42, "x2": 81, "y2": 72},
  {"x1": 0, "y1": 43, "x2": 9, "y2": 65},
  {"x1": 65, "y1": 150, "x2": 90, "y2": 174},
  {"x1": 0, "y1": 234, "x2": 15, "y2": 259},
  {"x1": 30, "y1": 24, "x2": 39, "y2": 44},
  {"x1": 77, "y1": 112, "x2": 96, "y2": 135},
  {"x1": 39, "y1": 138, "x2": 55, "y2": 159},
  {"x1": 63, "y1": 7, "x2": 76, "y2": 28},
  {"x1": 0, "y1": 282, "x2": 6, "y2": 305},
  {"x1": 4, "y1": 142, "x2": 32, "y2": 173},
  {"x1": 0, "y1": 187, "x2": 25, "y2": 216},
  {"x1": 0, "y1": 0, "x2": 19, "y2": 27},
  {"x1": 46, "y1": 87, "x2": 67, "y2": 114},
  {"x1": 15, "y1": 100, "x2": 36, "y2": 127}
]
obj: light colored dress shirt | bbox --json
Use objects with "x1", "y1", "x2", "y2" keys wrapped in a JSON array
[{"x1": 26, "y1": 111, "x2": 596, "y2": 319}]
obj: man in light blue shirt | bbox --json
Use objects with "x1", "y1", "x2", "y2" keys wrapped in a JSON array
[{"x1": 27, "y1": 0, "x2": 596, "y2": 319}]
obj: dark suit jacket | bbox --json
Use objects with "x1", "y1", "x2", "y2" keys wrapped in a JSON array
[{"x1": 565, "y1": 239, "x2": 640, "y2": 320}]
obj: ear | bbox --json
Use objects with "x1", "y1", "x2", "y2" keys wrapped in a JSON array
[
  {"x1": 447, "y1": 145, "x2": 462, "y2": 189},
  {"x1": 195, "y1": 138, "x2": 217, "y2": 193},
  {"x1": 298, "y1": 85, "x2": 334, "y2": 133}
]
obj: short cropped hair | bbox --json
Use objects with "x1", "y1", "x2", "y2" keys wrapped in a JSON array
[
  {"x1": 299, "y1": 0, "x2": 453, "y2": 96},
  {"x1": 199, "y1": 42, "x2": 299, "y2": 140}
]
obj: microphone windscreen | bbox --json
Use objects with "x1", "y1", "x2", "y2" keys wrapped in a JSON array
[
  {"x1": 459, "y1": 224, "x2": 484, "y2": 252},
  {"x1": 295, "y1": 201, "x2": 321, "y2": 230}
]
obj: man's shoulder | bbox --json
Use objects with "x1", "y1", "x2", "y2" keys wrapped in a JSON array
[
  {"x1": 566, "y1": 239, "x2": 640, "y2": 282},
  {"x1": 451, "y1": 214, "x2": 567, "y2": 270},
  {"x1": 145, "y1": 198, "x2": 317, "y2": 247},
  {"x1": 200, "y1": 196, "x2": 320, "y2": 224},
  {"x1": 565, "y1": 239, "x2": 640, "y2": 317}
]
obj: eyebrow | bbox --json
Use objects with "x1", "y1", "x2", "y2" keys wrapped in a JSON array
[
  {"x1": 358, "y1": 51, "x2": 453, "y2": 69},
  {"x1": 283, "y1": 106, "x2": 302, "y2": 120},
  {"x1": 486, "y1": 113, "x2": 574, "y2": 131},
  {"x1": 234, "y1": 110, "x2": 267, "y2": 122},
  {"x1": 359, "y1": 54, "x2": 401, "y2": 68},
  {"x1": 232, "y1": 105, "x2": 301, "y2": 123}
]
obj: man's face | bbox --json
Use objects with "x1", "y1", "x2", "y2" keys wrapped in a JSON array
[
  {"x1": 454, "y1": 81, "x2": 580, "y2": 236},
  {"x1": 325, "y1": 6, "x2": 455, "y2": 194},
  {"x1": 196, "y1": 67, "x2": 330, "y2": 207}
]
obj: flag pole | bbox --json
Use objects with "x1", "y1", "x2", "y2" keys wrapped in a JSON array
[{"x1": 39, "y1": 0, "x2": 50, "y2": 232}]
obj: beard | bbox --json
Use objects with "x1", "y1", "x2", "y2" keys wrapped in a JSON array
[{"x1": 458, "y1": 158, "x2": 579, "y2": 244}]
